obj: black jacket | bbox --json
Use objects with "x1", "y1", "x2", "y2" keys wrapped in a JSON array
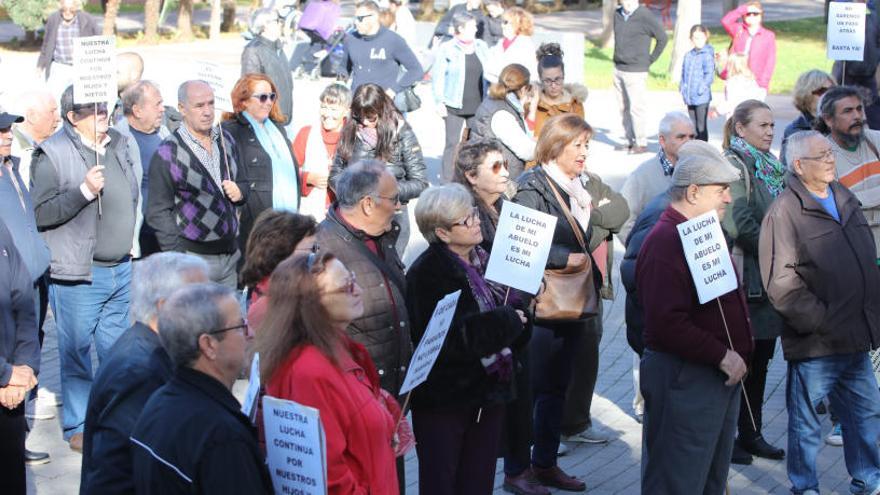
[
  {"x1": 314, "y1": 207, "x2": 412, "y2": 394},
  {"x1": 222, "y1": 113, "x2": 300, "y2": 254},
  {"x1": 0, "y1": 219, "x2": 39, "y2": 387},
  {"x1": 330, "y1": 120, "x2": 428, "y2": 204},
  {"x1": 241, "y1": 36, "x2": 294, "y2": 125},
  {"x1": 37, "y1": 10, "x2": 100, "y2": 72},
  {"x1": 81, "y1": 322, "x2": 173, "y2": 495},
  {"x1": 130, "y1": 367, "x2": 272, "y2": 494},
  {"x1": 612, "y1": 6, "x2": 668, "y2": 72},
  {"x1": 621, "y1": 191, "x2": 669, "y2": 356},
  {"x1": 406, "y1": 243, "x2": 524, "y2": 410}
]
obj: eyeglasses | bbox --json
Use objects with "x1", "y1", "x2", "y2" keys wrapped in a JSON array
[
  {"x1": 326, "y1": 270, "x2": 358, "y2": 295},
  {"x1": 541, "y1": 76, "x2": 564, "y2": 87},
  {"x1": 812, "y1": 86, "x2": 832, "y2": 97},
  {"x1": 800, "y1": 149, "x2": 835, "y2": 162},
  {"x1": 73, "y1": 104, "x2": 109, "y2": 116},
  {"x1": 251, "y1": 92, "x2": 277, "y2": 104},
  {"x1": 354, "y1": 13, "x2": 375, "y2": 22},
  {"x1": 205, "y1": 319, "x2": 248, "y2": 336},
  {"x1": 744, "y1": 11, "x2": 762, "y2": 16},
  {"x1": 489, "y1": 159, "x2": 509, "y2": 174},
  {"x1": 373, "y1": 193, "x2": 400, "y2": 205},
  {"x1": 450, "y1": 206, "x2": 480, "y2": 228}
]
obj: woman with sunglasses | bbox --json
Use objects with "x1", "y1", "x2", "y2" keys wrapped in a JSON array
[
  {"x1": 781, "y1": 70, "x2": 835, "y2": 165},
  {"x1": 720, "y1": 1, "x2": 776, "y2": 98},
  {"x1": 256, "y1": 252, "x2": 402, "y2": 495},
  {"x1": 407, "y1": 183, "x2": 526, "y2": 495},
  {"x1": 528, "y1": 43, "x2": 587, "y2": 141},
  {"x1": 330, "y1": 83, "x2": 427, "y2": 256},
  {"x1": 469, "y1": 64, "x2": 536, "y2": 183},
  {"x1": 453, "y1": 139, "x2": 510, "y2": 254},
  {"x1": 512, "y1": 113, "x2": 628, "y2": 492},
  {"x1": 222, "y1": 73, "x2": 300, "y2": 258},
  {"x1": 720, "y1": 99, "x2": 786, "y2": 465}
]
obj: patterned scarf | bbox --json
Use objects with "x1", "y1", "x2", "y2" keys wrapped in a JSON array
[
  {"x1": 658, "y1": 148, "x2": 674, "y2": 176},
  {"x1": 444, "y1": 244, "x2": 505, "y2": 312},
  {"x1": 730, "y1": 136, "x2": 786, "y2": 197}
]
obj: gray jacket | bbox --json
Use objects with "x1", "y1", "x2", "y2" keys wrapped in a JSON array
[{"x1": 31, "y1": 124, "x2": 138, "y2": 281}]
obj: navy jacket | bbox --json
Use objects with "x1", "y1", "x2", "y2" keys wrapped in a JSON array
[
  {"x1": 0, "y1": 219, "x2": 39, "y2": 386},
  {"x1": 80, "y1": 322, "x2": 173, "y2": 495},
  {"x1": 131, "y1": 367, "x2": 272, "y2": 494},
  {"x1": 0, "y1": 156, "x2": 50, "y2": 282},
  {"x1": 343, "y1": 27, "x2": 424, "y2": 93}
]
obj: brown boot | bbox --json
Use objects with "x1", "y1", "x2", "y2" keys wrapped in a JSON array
[
  {"x1": 503, "y1": 467, "x2": 551, "y2": 495},
  {"x1": 532, "y1": 465, "x2": 586, "y2": 492}
]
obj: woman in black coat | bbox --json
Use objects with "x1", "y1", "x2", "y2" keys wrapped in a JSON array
[
  {"x1": 330, "y1": 84, "x2": 428, "y2": 256},
  {"x1": 407, "y1": 184, "x2": 526, "y2": 495},
  {"x1": 222, "y1": 73, "x2": 300, "y2": 259}
]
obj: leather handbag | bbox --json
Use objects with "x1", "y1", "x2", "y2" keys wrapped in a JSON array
[
  {"x1": 393, "y1": 87, "x2": 422, "y2": 113},
  {"x1": 534, "y1": 177, "x2": 599, "y2": 322}
]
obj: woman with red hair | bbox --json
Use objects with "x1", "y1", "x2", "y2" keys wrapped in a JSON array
[{"x1": 222, "y1": 73, "x2": 301, "y2": 255}]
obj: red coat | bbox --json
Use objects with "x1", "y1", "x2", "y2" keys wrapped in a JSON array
[
  {"x1": 721, "y1": 5, "x2": 777, "y2": 90},
  {"x1": 266, "y1": 339, "x2": 398, "y2": 495}
]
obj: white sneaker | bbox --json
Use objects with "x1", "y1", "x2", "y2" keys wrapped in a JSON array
[
  {"x1": 825, "y1": 423, "x2": 843, "y2": 447},
  {"x1": 562, "y1": 426, "x2": 613, "y2": 444}
]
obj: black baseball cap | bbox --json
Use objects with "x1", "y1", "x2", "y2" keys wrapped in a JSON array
[{"x1": 0, "y1": 112, "x2": 24, "y2": 129}]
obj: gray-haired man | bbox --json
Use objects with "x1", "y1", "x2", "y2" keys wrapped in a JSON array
[
  {"x1": 241, "y1": 8, "x2": 293, "y2": 126},
  {"x1": 80, "y1": 253, "x2": 208, "y2": 495},
  {"x1": 130, "y1": 283, "x2": 271, "y2": 493}
]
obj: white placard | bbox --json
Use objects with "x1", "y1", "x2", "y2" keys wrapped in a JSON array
[
  {"x1": 676, "y1": 210, "x2": 738, "y2": 304},
  {"x1": 484, "y1": 201, "x2": 558, "y2": 295},
  {"x1": 399, "y1": 290, "x2": 461, "y2": 395},
  {"x1": 241, "y1": 352, "x2": 260, "y2": 422},
  {"x1": 73, "y1": 36, "x2": 117, "y2": 104},
  {"x1": 196, "y1": 62, "x2": 236, "y2": 112},
  {"x1": 263, "y1": 395, "x2": 327, "y2": 495},
  {"x1": 828, "y1": 2, "x2": 867, "y2": 61}
]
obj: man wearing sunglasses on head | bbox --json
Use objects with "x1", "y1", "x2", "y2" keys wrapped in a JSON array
[{"x1": 30, "y1": 84, "x2": 140, "y2": 452}]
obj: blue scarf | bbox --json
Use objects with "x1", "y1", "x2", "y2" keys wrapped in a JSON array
[{"x1": 243, "y1": 111, "x2": 299, "y2": 211}]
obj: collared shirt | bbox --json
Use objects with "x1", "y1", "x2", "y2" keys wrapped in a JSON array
[
  {"x1": 178, "y1": 124, "x2": 223, "y2": 187},
  {"x1": 54, "y1": 16, "x2": 79, "y2": 64}
]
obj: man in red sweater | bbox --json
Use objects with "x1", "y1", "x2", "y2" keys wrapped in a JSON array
[{"x1": 636, "y1": 140, "x2": 754, "y2": 494}]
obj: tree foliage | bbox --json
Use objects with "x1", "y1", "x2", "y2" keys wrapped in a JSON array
[{"x1": 4, "y1": 0, "x2": 54, "y2": 32}]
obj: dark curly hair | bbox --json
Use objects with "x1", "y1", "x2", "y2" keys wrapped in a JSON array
[
  {"x1": 240, "y1": 210, "x2": 318, "y2": 289},
  {"x1": 536, "y1": 42, "x2": 564, "y2": 79}
]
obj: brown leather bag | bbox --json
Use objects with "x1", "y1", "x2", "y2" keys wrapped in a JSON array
[{"x1": 534, "y1": 177, "x2": 599, "y2": 322}]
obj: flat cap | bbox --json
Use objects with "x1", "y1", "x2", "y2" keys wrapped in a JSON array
[{"x1": 672, "y1": 140, "x2": 741, "y2": 187}]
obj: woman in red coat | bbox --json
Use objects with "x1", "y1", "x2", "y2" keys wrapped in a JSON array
[{"x1": 255, "y1": 253, "x2": 400, "y2": 495}]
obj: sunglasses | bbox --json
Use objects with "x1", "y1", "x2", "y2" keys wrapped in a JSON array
[
  {"x1": 327, "y1": 270, "x2": 358, "y2": 295},
  {"x1": 489, "y1": 159, "x2": 509, "y2": 174},
  {"x1": 205, "y1": 319, "x2": 248, "y2": 336},
  {"x1": 355, "y1": 13, "x2": 375, "y2": 22},
  {"x1": 812, "y1": 86, "x2": 831, "y2": 97},
  {"x1": 251, "y1": 92, "x2": 277, "y2": 103},
  {"x1": 451, "y1": 206, "x2": 480, "y2": 228},
  {"x1": 744, "y1": 11, "x2": 762, "y2": 16}
]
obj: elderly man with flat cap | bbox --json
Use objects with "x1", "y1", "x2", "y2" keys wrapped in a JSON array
[{"x1": 637, "y1": 140, "x2": 754, "y2": 494}]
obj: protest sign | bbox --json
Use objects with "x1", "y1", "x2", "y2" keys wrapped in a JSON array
[
  {"x1": 399, "y1": 290, "x2": 461, "y2": 396},
  {"x1": 241, "y1": 353, "x2": 260, "y2": 422},
  {"x1": 676, "y1": 210, "x2": 738, "y2": 304},
  {"x1": 196, "y1": 62, "x2": 236, "y2": 112},
  {"x1": 828, "y1": 1, "x2": 867, "y2": 61},
  {"x1": 263, "y1": 395, "x2": 327, "y2": 495},
  {"x1": 485, "y1": 201, "x2": 557, "y2": 295},
  {"x1": 73, "y1": 36, "x2": 117, "y2": 105}
]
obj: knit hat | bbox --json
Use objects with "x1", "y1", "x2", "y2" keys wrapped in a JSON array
[{"x1": 672, "y1": 140, "x2": 741, "y2": 186}]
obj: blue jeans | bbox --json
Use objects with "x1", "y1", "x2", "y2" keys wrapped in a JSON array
[
  {"x1": 787, "y1": 353, "x2": 880, "y2": 494},
  {"x1": 49, "y1": 261, "x2": 132, "y2": 440}
]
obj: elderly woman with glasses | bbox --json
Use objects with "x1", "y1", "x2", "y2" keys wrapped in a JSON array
[
  {"x1": 781, "y1": 70, "x2": 835, "y2": 164},
  {"x1": 222, "y1": 73, "x2": 300, "y2": 257},
  {"x1": 407, "y1": 183, "x2": 526, "y2": 495},
  {"x1": 256, "y1": 252, "x2": 402, "y2": 495}
]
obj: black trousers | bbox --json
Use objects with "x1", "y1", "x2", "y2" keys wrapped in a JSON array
[
  {"x1": 561, "y1": 311, "x2": 603, "y2": 436},
  {"x1": 0, "y1": 403, "x2": 26, "y2": 495},
  {"x1": 688, "y1": 104, "x2": 710, "y2": 141},
  {"x1": 442, "y1": 112, "x2": 477, "y2": 182},
  {"x1": 737, "y1": 337, "x2": 777, "y2": 440},
  {"x1": 502, "y1": 347, "x2": 534, "y2": 476}
]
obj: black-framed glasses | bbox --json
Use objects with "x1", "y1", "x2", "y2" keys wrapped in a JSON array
[
  {"x1": 354, "y1": 13, "x2": 375, "y2": 22},
  {"x1": 373, "y1": 193, "x2": 400, "y2": 205},
  {"x1": 205, "y1": 319, "x2": 248, "y2": 336},
  {"x1": 451, "y1": 206, "x2": 480, "y2": 228},
  {"x1": 251, "y1": 92, "x2": 277, "y2": 103},
  {"x1": 541, "y1": 76, "x2": 564, "y2": 87},
  {"x1": 73, "y1": 103, "x2": 109, "y2": 116}
]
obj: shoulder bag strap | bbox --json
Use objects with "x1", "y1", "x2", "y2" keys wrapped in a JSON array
[
  {"x1": 543, "y1": 175, "x2": 588, "y2": 254},
  {"x1": 864, "y1": 136, "x2": 880, "y2": 161}
]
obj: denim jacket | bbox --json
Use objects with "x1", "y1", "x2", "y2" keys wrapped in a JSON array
[
  {"x1": 680, "y1": 44, "x2": 715, "y2": 106},
  {"x1": 431, "y1": 38, "x2": 490, "y2": 110}
]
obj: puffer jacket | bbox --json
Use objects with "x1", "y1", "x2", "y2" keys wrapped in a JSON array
[
  {"x1": 314, "y1": 206, "x2": 412, "y2": 394},
  {"x1": 760, "y1": 176, "x2": 880, "y2": 361},
  {"x1": 329, "y1": 120, "x2": 428, "y2": 204},
  {"x1": 240, "y1": 36, "x2": 294, "y2": 126}
]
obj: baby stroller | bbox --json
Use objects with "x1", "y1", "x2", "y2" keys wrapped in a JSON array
[{"x1": 292, "y1": 0, "x2": 346, "y2": 79}]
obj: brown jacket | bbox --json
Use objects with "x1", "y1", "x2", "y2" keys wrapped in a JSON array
[{"x1": 759, "y1": 176, "x2": 880, "y2": 361}]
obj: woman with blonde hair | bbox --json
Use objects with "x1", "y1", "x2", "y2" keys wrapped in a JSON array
[
  {"x1": 486, "y1": 7, "x2": 537, "y2": 83},
  {"x1": 780, "y1": 70, "x2": 835, "y2": 163},
  {"x1": 222, "y1": 73, "x2": 300, "y2": 255},
  {"x1": 469, "y1": 63, "x2": 536, "y2": 181}
]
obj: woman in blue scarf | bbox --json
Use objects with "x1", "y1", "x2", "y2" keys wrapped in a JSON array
[{"x1": 223, "y1": 73, "x2": 301, "y2": 258}]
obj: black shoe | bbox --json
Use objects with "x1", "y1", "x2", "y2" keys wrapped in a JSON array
[
  {"x1": 25, "y1": 449, "x2": 50, "y2": 465},
  {"x1": 730, "y1": 442, "x2": 753, "y2": 465},
  {"x1": 740, "y1": 436, "x2": 785, "y2": 460}
]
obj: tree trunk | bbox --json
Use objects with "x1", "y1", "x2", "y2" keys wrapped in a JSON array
[
  {"x1": 721, "y1": 0, "x2": 740, "y2": 18},
  {"x1": 144, "y1": 0, "x2": 161, "y2": 43},
  {"x1": 668, "y1": 0, "x2": 701, "y2": 83},
  {"x1": 418, "y1": 0, "x2": 434, "y2": 19},
  {"x1": 221, "y1": 0, "x2": 236, "y2": 32},
  {"x1": 102, "y1": 0, "x2": 121, "y2": 36},
  {"x1": 178, "y1": 0, "x2": 194, "y2": 41},
  {"x1": 209, "y1": 0, "x2": 222, "y2": 40},
  {"x1": 596, "y1": 0, "x2": 616, "y2": 49}
]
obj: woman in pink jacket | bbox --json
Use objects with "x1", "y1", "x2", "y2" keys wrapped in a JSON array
[{"x1": 721, "y1": 1, "x2": 777, "y2": 98}]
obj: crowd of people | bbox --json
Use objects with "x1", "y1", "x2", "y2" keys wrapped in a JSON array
[{"x1": 2, "y1": 1, "x2": 880, "y2": 495}]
